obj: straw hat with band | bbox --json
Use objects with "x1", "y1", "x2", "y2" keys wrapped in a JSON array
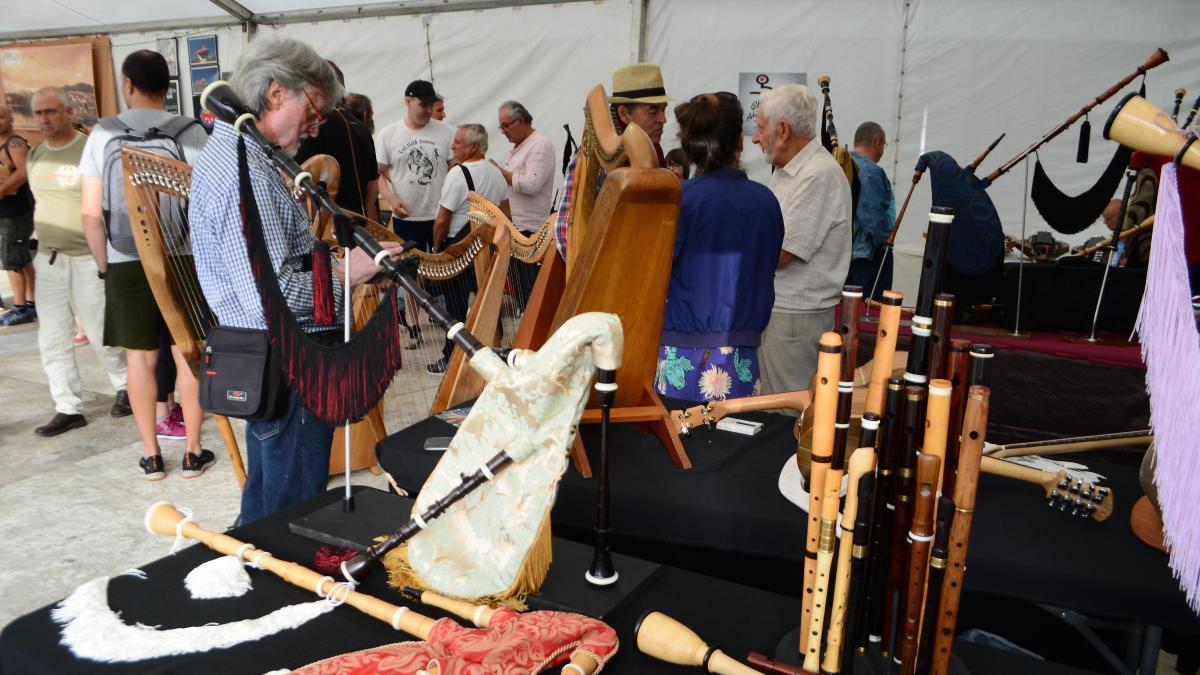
[{"x1": 609, "y1": 63, "x2": 672, "y2": 105}]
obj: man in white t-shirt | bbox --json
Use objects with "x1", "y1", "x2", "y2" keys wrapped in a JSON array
[
  {"x1": 426, "y1": 123, "x2": 509, "y2": 373},
  {"x1": 79, "y1": 50, "x2": 213, "y2": 479},
  {"x1": 375, "y1": 80, "x2": 455, "y2": 252}
]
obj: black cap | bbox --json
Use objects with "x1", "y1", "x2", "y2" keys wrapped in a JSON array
[{"x1": 405, "y1": 80, "x2": 439, "y2": 104}]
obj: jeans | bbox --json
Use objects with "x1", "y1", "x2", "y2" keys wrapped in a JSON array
[{"x1": 240, "y1": 390, "x2": 333, "y2": 524}]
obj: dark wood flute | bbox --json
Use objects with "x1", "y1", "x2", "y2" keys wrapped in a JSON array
[
  {"x1": 967, "y1": 344, "x2": 994, "y2": 389},
  {"x1": 917, "y1": 497, "x2": 955, "y2": 674},
  {"x1": 941, "y1": 339, "x2": 972, "y2": 498},
  {"x1": 864, "y1": 377, "x2": 905, "y2": 649},
  {"x1": 1184, "y1": 92, "x2": 1200, "y2": 129},
  {"x1": 983, "y1": 48, "x2": 1169, "y2": 184},
  {"x1": 819, "y1": 75, "x2": 841, "y2": 150},
  {"x1": 912, "y1": 208, "x2": 954, "y2": 344},
  {"x1": 899, "y1": 453, "x2": 941, "y2": 675},
  {"x1": 1171, "y1": 88, "x2": 1187, "y2": 124},
  {"x1": 841, "y1": 470, "x2": 876, "y2": 671},
  {"x1": 882, "y1": 385, "x2": 927, "y2": 654},
  {"x1": 823, "y1": 442, "x2": 878, "y2": 675},
  {"x1": 748, "y1": 652, "x2": 807, "y2": 675},
  {"x1": 801, "y1": 333, "x2": 844, "y2": 657},
  {"x1": 928, "y1": 294, "x2": 955, "y2": 381},
  {"x1": 930, "y1": 386, "x2": 991, "y2": 675}
]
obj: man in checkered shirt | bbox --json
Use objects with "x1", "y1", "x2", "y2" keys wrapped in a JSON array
[{"x1": 191, "y1": 37, "x2": 402, "y2": 524}]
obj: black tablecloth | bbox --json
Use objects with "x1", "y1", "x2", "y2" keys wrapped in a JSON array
[
  {"x1": 379, "y1": 405, "x2": 1194, "y2": 635},
  {"x1": 998, "y1": 261, "x2": 1146, "y2": 333},
  {"x1": 1, "y1": 488, "x2": 1102, "y2": 675}
]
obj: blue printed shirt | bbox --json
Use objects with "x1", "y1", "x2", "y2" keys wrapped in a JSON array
[
  {"x1": 191, "y1": 120, "x2": 343, "y2": 331},
  {"x1": 661, "y1": 167, "x2": 784, "y2": 348},
  {"x1": 850, "y1": 151, "x2": 896, "y2": 260}
]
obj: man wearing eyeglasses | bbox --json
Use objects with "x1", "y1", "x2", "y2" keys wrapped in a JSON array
[{"x1": 375, "y1": 80, "x2": 455, "y2": 252}]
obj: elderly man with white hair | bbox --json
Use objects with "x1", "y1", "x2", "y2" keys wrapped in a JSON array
[{"x1": 752, "y1": 83, "x2": 852, "y2": 402}]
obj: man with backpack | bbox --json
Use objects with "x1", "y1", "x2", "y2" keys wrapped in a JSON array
[{"x1": 80, "y1": 50, "x2": 212, "y2": 480}]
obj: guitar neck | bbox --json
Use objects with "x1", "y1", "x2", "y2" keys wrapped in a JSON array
[{"x1": 979, "y1": 455, "x2": 1054, "y2": 487}]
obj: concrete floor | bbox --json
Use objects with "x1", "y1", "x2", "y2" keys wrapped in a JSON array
[{"x1": 0, "y1": 273, "x2": 455, "y2": 628}]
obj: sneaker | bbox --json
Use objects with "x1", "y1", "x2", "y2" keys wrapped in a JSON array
[
  {"x1": 155, "y1": 404, "x2": 186, "y2": 440},
  {"x1": 72, "y1": 330, "x2": 89, "y2": 346},
  {"x1": 34, "y1": 412, "x2": 87, "y2": 437},
  {"x1": 0, "y1": 306, "x2": 34, "y2": 326},
  {"x1": 139, "y1": 454, "x2": 165, "y2": 481},
  {"x1": 426, "y1": 358, "x2": 448, "y2": 375},
  {"x1": 110, "y1": 389, "x2": 133, "y2": 417},
  {"x1": 181, "y1": 449, "x2": 215, "y2": 479}
]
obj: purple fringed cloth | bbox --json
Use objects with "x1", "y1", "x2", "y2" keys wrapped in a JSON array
[{"x1": 1135, "y1": 162, "x2": 1200, "y2": 613}]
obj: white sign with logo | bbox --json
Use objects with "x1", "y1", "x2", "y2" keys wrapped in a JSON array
[{"x1": 738, "y1": 72, "x2": 807, "y2": 135}]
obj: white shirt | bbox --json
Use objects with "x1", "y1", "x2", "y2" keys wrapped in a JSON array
[
  {"x1": 769, "y1": 139, "x2": 852, "y2": 313},
  {"x1": 503, "y1": 130, "x2": 555, "y2": 231},
  {"x1": 375, "y1": 117, "x2": 455, "y2": 221},
  {"x1": 438, "y1": 159, "x2": 508, "y2": 237}
]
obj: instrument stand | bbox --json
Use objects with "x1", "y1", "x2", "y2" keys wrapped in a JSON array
[
  {"x1": 772, "y1": 627, "x2": 970, "y2": 674},
  {"x1": 1009, "y1": 157, "x2": 1031, "y2": 339},
  {"x1": 289, "y1": 486, "x2": 660, "y2": 619},
  {"x1": 571, "y1": 383, "x2": 691, "y2": 477}
]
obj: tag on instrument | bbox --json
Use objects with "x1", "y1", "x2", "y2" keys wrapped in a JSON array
[{"x1": 716, "y1": 417, "x2": 763, "y2": 436}]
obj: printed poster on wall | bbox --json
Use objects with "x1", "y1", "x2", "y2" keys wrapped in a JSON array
[
  {"x1": 0, "y1": 42, "x2": 99, "y2": 129},
  {"x1": 738, "y1": 72, "x2": 806, "y2": 135}
]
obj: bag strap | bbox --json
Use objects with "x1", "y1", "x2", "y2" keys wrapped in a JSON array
[{"x1": 458, "y1": 163, "x2": 475, "y2": 192}]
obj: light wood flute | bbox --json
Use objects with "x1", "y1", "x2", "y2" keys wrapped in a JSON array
[
  {"x1": 821, "y1": 443, "x2": 879, "y2": 674},
  {"x1": 636, "y1": 611, "x2": 764, "y2": 674},
  {"x1": 799, "y1": 333, "x2": 844, "y2": 656},
  {"x1": 865, "y1": 291, "x2": 904, "y2": 417},
  {"x1": 899, "y1": 453, "x2": 941, "y2": 675},
  {"x1": 144, "y1": 502, "x2": 600, "y2": 675},
  {"x1": 930, "y1": 386, "x2": 991, "y2": 675},
  {"x1": 923, "y1": 379, "x2": 954, "y2": 496}
]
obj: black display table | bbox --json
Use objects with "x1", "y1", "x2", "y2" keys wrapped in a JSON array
[{"x1": 0, "y1": 488, "x2": 1103, "y2": 675}]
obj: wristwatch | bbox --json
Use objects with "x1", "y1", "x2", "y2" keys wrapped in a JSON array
[{"x1": 97, "y1": 269, "x2": 106, "y2": 280}]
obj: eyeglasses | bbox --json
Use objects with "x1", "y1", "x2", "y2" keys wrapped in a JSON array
[
  {"x1": 498, "y1": 118, "x2": 519, "y2": 132},
  {"x1": 302, "y1": 89, "x2": 326, "y2": 127}
]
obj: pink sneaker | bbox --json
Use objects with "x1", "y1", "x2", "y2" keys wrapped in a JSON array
[{"x1": 155, "y1": 404, "x2": 186, "y2": 440}]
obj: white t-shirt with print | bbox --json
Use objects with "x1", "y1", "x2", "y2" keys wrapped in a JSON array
[
  {"x1": 375, "y1": 117, "x2": 455, "y2": 221},
  {"x1": 438, "y1": 159, "x2": 508, "y2": 238}
]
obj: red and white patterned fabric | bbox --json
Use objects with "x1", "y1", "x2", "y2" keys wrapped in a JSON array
[{"x1": 294, "y1": 609, "x2": 618, "y2": 674}]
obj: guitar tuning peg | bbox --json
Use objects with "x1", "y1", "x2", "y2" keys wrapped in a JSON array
[
  {"x1": 1048, "y1": 491, "x2": 1061, "y2": 509},
  {"x1": 1096, "y1": 487, "x2": 1110, "y2": 502},
  {"x1": 1080, "y1": 484, "x2": 1094, "y2": 499},
  {"x1": 1057, "y1": 478, "x2": 1071, "y2": 490},
  {"x1": 1069, "y1": 481, "x2": 1082, "y2": 495},
  {"x1": 1086, "y1": 503, "x2": 1098, "y2": 518},
  {"x1": 1071, "y1": 500, "x2": 1085, "y2": 517}
]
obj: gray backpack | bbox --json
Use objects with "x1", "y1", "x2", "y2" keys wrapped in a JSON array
[{"x1": 98, "y1": 115, "x2": 199, "y2": 255}]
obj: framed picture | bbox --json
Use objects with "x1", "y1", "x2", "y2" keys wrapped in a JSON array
[
  {"x1": 164, "y1": 80, "x2": 180, "y2": 115},
  {"x1": 189, "y1": 65, "x2": 219, "y2": 93},
  {"x1": 0, "y1": 42, "x2": 99, "y2": 129},
  {"x1": 186, "y1": 35, "x2": 218, "y2": 67},
  {"x1": 156, "y1": 37, "x2": 178, "y2": 77},
  {"x1": 192, "y1": 95, "x2": 215, "y2": 132}
]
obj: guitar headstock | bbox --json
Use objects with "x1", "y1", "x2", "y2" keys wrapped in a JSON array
[
  {"x1": 673, "y1": 402, "x2": 723, "y2": 436},
  {"x1": 1043, "y1": 470, "x2": 1113, "y2": 522}
]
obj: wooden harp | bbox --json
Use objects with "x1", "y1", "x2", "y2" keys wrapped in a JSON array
[{"x1": 121, "y1": 146, "x2": 246, "y2": 486}]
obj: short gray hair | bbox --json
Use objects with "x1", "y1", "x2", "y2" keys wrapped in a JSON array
[
  {"x1": 854, "y1": 121, "x2": 886, "y2": 147},
  {"x1": 499, "y1": 100, "x2": 532, "y2": 125},
  {"x1": 458, "y1": 123, "x2": 488, "y2": 154},
  {"x1": 34, "y1": 86, "x2": 72, "y2": 110},
  {"x1": 759, "y1": 84, "x2": 816, "y2": 140},
  {"x1": 231, "y1": 37, "x2": 344, "y2": 115}
]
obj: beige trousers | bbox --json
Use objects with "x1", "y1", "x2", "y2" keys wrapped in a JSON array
[{"x1": 758, "y1": 307, "x2": 835, "y2": 415}]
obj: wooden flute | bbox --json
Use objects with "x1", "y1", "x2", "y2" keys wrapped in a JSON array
[
  {"x1": 882, "y1": 385, "x2": 928, "y2": 654},
  {"x1": 923, "y1": 380, "x2": 953, "y2": 496},
  {"x1": 930, "y1": 386, "x2": 991, "y2": 675},
  {"x1": 865, "y1": 291, "x2": 904, "y2": 418},
  {"x1": 967, "y1": 344, "x2": 994, "y2": 389},
  {"x1": 800, "y1": 333, "x2": 844, "y2": 657},
  {"x1": 917, "y1": 497, "x2": 956, "y2": 674},
  {"x1": 841, "y1": 470, "x2": 876, "y2": 670},
  {"x1": 899, "y1": 453, "x2": 941, "y2": 675},
  {"x1": 928, "y1": 294, "x2": 955, "y2": 381},
  {"x1": 941, "y1": 339, "x2": 973, "y2": 498},
  {"x1": 822, "y1": 441, "x2": 879, "y2": 674},
  {"x1": 864, "y1": 377, "x2": 905, "y2": 649},
  {"x1": 803, "y1": 288, "x2": 861, "y2": 662}
]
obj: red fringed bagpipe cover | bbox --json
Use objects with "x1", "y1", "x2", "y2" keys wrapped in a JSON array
[{"x1": 293, "y1": 609, "x2": 618, "y2": 674}]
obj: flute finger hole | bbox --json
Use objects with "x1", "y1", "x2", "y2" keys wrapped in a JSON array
[
  {"x1": 881, "y1": 329, "x2": 888, "y2": 338},
  {"x1": 969, "y1": 431, "x2": 979, "y2": 440},
  {"x1": 821, "y1": 377, "x2": 829, "y2": 385}
]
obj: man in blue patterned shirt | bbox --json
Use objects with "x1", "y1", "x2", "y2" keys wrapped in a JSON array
[
  {"x1": 191, "y1": 37, "x2": 401, "y2": 523},
  {"x1": 847, "y1": 121, "x2": 897, "y2": 299}
]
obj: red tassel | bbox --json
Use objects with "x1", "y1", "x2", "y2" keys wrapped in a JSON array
[
  {"x1": 312, "y1": 240, "x2": 335, "y2": 326},
  {"x1": 314, "y1": 545, "x2": 358, "y2": 576}
]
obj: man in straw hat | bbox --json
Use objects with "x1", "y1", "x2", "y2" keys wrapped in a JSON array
[{"x1": 552, "y1": 62, "x2": 671, "y2": 260}]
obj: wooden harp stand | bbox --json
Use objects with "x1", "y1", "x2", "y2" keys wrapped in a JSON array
[{"x1": 509, "y1": 85, "x2": 687, "y2": 476}]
